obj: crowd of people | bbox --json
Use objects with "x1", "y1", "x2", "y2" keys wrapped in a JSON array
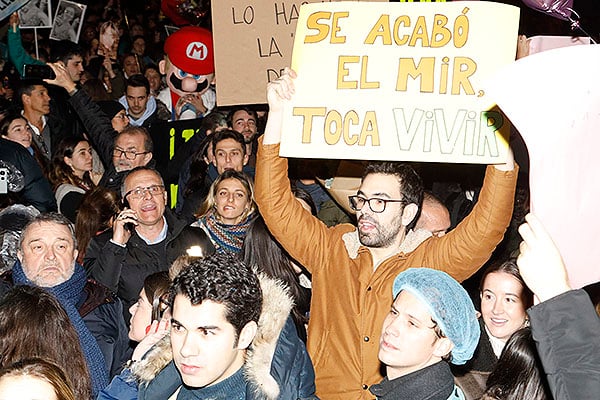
[{"x1": 0, "y1": 1, "x2": 598, "y2": 399}]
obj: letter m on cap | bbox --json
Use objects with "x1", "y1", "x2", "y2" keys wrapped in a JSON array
[{"x1": 186, "y1": 42, "x2": 208, "y2": 61}]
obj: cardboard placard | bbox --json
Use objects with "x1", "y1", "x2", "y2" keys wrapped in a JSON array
[
  {"x1": 280, "y1": 1, "x2": 519, "y2": 163},
  {"x1": 487, "y1": 44, "x2": 600, "y2": 289},
  {"x1": 211, "y1": 0, "x2": 388, "y2": 106}
]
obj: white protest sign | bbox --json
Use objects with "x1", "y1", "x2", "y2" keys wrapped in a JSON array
[{"x1": 488, "y1": 44, "x2": 600, "y2": 289}]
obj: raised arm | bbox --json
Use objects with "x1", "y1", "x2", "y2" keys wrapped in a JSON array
[
  {"x1": 255, "y1": 69, "x2": 350, "y2": 274},
  {"x1": 46, "y1": 63, "x2": 118, "y2": 166},
  {"x1": 263, "y1": 67, "x2": 296, "y2": 145},
  {"x1": 7, "y1": 13, "x2": 44, "y2": 77},
  {"x1": 414, "y1": 154, "x2": 518, "y2": 282}
]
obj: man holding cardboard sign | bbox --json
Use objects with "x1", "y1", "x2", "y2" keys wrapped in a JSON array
[
  {"x1": 257, "y1": 67, "x2": 517, "y2": 399},
  {"x1": 256, "y1": 3, "x2": 520, "y2": 398},
  {"x1": 261, "y1": 7, "x2": 524, "y2": 395}
]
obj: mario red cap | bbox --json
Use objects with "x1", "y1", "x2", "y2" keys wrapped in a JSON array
[{"x1": 164, "y1": 26, "x2": 214, "y2": 76}]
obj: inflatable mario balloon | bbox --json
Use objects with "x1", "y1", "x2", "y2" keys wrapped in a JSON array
[{"x1": 158, "y1": 26, "x2": 216, "y2": 120}]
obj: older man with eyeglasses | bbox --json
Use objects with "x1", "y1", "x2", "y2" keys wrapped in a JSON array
[
  {"x1": 84, "y1": 166, "x2": 215, "y2": 322},
  {"x1": 46, "y1": 62, "x2": 156, "y2": 194}
]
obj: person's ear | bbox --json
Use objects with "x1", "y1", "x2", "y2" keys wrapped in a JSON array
[
  {"x1": 432, "y1": 337, "x2": 454, "y2": 359},
  {"x1": 243, "y1": 153, "x2": 249, "y2": 166},
  {"x1": 236, "y1": 320, "x2": 257, "y2": 350},
  {"x1": 401, "y1": 203, "x2": 419, "y2": 226},
  {"x1": 158, "y1": 59, "x2": 166, "y2": 75},
  {"x1": 143, "y1": 152, "x2": 152, "y2": 165},
  {"x1": 210, "y1": 74, "x2": 216, "y2": 85},
  {"x1": 63, "y1": 156, "x2": 72, "y2": 168},
  {"x1": 16, "y1": 249, "x2": 23, "y2": 263},
  {"x1": 72, "y1": 248, "x2": 79, "y2": 264}
]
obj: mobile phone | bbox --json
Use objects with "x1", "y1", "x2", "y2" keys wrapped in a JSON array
[
  {"x1": 119, "y1": 198, "x2": 136, "y2": 232},
  {"x1": 0, "y1": 168, "x2": 7, "y2": 194},
  {"x1": 23, "y1": 64, "x2": 56, "y2": 80}
]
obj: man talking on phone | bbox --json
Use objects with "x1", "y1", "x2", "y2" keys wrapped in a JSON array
[{"x1": 84, "y1": 166, "x2": 215, "y2": 321}]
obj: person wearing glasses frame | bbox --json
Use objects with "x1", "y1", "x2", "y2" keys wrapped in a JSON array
[
  {"x1": 84, "y1": 166, "x2": 215, "y2": 322},
  {"x1": 47, "y1": 63, "x2": 156, "y2": 194},
  {"x1": 254, "y1": 68, "x2": 518, "y2": 399}
]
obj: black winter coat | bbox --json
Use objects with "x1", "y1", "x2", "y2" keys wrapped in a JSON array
[
  {"x1": 529, "y1": 289, "x2": 600, "y2": 399},
  {"x1": 84, "y1": 209, "x2": 215, "y2": 319}
]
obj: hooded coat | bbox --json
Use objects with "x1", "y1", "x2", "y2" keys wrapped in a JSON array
[{"x1": 99, "y1": 274, "x2": 318, "y2": 400}]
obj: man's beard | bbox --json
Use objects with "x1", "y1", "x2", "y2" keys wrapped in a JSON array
[
  {"x1": 358, "y1": 213, "x2": 403, "y2": 248},
  {"x1": 243, "y1": 131, "x2": 256, "y2": 143}
]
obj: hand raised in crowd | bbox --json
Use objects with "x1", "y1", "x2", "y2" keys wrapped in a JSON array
[
  {"x1": 9, "y1": 12, "x2": 19, "y2": 33},
  {"x1": 131, "y1": 317, "x2": 170, "y2": 362},
  {"x1": 517, "y1": 213, "x2": 571, "y2": 303},
  {"x1": 103, "y1": 57, "x2": 116, "y2": 79},
  {"x1": 516, "y1": 35, "x2": 531, "y2": 60},
  {"x1": 112, "y1": 207, "x2": 138, "y2": 246},
  {"x1": 45, "y1": 62, "x2": 77, "y2": 93},
  {"x1": 493, "y1": 146, "x2": 515, "y2": 172},
  {"x1": 267, "y1": 67, "x2": 296, "y2": 113},
  {"x1": 263, "y1": 67, "x2": 297, "y2": 145}
]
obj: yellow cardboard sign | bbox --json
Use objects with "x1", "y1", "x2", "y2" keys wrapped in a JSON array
[{"x1": 280, "y1": 1, "x2": 520, "y2": 163}]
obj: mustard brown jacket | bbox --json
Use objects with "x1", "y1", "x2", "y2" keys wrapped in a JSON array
[{"x1": 255, "y1": 141, "x2": 517, "y2": 399}]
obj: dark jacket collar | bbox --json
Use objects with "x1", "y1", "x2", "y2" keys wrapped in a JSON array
[
  {"x1": 139, "y1": 358, "x2": 247, "y2": 400},
  {"x1": 369, "y1": 361, "x2": 455, "y2": 400}
]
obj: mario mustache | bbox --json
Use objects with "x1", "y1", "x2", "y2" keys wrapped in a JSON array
[{"x1": 169, "y1": 74, "x2": 209, "y2": 93}]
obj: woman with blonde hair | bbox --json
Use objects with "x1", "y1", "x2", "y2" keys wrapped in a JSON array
[{"x1": 194, "y1": 170, "x2": 257, "y2": 254}]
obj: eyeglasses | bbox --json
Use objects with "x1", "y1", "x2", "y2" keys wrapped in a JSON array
[
  {"x1": 124, "y1": 185, "x2": 165, "y2": 200},
  {"x1": 113, "y1": 148, "x2": 149, "y2": 160},
  {"x1": 348, "y1": 195, "x2": 405, "y2": 213}
]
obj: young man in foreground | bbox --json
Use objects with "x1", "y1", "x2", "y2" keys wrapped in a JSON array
[{"x1": 371, "y1": 267, "x2": 480, "y2": 399}]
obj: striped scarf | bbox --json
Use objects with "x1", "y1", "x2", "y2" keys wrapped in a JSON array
[{"x1": 199, "y1": 209, "x2": 255, "y2": 254}]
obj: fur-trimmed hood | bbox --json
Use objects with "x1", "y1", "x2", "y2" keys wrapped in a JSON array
[{"x1": 129, "y1": 272, "x2": 295, "y2": 399}]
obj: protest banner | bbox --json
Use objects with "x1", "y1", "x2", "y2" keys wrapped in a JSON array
[
  {"x1": 280, "y1": 1, "x2": 520, "y2": 163},
  {"x1": 211, "y1": 0, "x2": 387, "y2": 106},
  {"x1": 149, "y1": 119, "x2": 205, "y2": 208},
  {"x1": 487, "y1": 44, "x2": 600, "y2": 289}
]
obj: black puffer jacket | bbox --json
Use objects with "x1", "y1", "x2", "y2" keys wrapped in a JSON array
[
  {"x1": 84, "y1": 209, "x2": 215, "y2": 319},
  {"x1": 0, "y1": 138, "x2": 56, "y2": 212}
]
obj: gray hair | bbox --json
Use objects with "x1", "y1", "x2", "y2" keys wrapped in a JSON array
[{"x1": 18, "y1": 213, "x2": 77, "y2": 251}]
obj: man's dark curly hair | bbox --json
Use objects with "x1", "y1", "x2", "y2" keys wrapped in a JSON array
[
  {"x1": 363, "y1": 162, "x2": 424, "y2": 229},
  {"x1": 169, "y1": 253, "x2": 262, "y2": 336}
]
